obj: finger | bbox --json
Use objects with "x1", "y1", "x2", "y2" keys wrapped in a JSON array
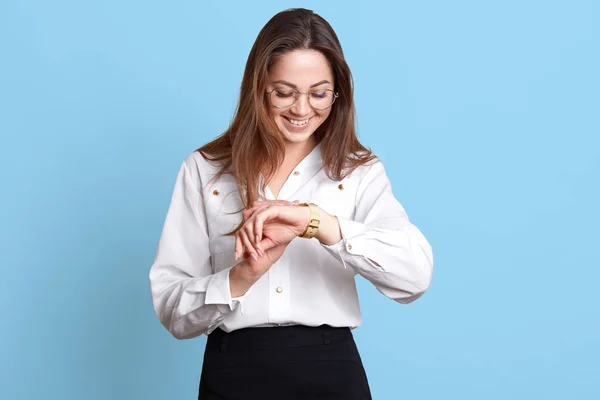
[
  {"x1": 239, "y1": 228, "x2": 258, "y2": 261},
  {"x1": 257, "y1": 235, "x2": 276, "y2": 252},
  {"x1": 235, "y1": 232, "x2": 243, "y2": 260},
  {"x1": 244, "y1": 201, "x2": 295, "y2": 223},
  {"x1": 240, "y1": 230, "x2": 254, "y2": 260},
  {"x1": 254, "y1": 206, "x2": 279, "y2": 244},
  {"x1": 237, "y1": 232, "x2": 255, "y2": 260},
  {"x1": 242, "y1": 204, "x2": 267, "y2": 222},
  {"x1": 243, "y1": 219, "x2": 263, "y2": 257},
  {"x1": 254, "y1": 208, "x2": 267, "y2": 245},
  {"x1": 254, "y1": 200, "x2": 297, "y2": 207},
  {"x1": 257, "y1": 231, "x2": 291, "y2": 255}
]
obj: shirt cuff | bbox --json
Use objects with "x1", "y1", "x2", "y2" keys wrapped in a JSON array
[
  {"x1": 321, "y1": 217, "x2": 372, "y2": 268},
  {"x1": 205, "y1": 266, "x2": 246, "y2": 315}
]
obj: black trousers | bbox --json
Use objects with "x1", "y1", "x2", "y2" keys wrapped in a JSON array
[{"x1": 198, "y1": 324, "x2": 372, "y2": 400}]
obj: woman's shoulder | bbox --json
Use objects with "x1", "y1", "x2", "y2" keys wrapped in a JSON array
[
  {"x1": 177, "y1": 149, "x2": 234, "y2": 193},
  {"x1": 181, "y1": 150, "x2": 222, "y2": 174},
  {"x1": 343, "y1": 150, "x2": 383, "y2": 180}
]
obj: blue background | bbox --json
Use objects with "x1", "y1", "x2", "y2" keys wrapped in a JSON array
[{"x1": 1, "y1": 1, "x2": 599, "y2": 399}]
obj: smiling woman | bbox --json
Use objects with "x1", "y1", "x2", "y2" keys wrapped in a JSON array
[
  {"x1": 148, "y1": 7, "x2": 434, "y2": 400},
  {"x1": 266, "y1": 50, "x2": 335, "y2": 145}
]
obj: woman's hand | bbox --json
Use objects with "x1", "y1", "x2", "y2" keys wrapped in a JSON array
[
  {"x1": 236, "y1": 203, "x2": 311, "y2": 261},
  {"x1": 236, "y1": 199, "x2": 344, "y2": 261},
  {"x1": 230, "y1": 200, "x2": 343, "y2": 297},
  {"x1": 230, "y1": 210, "x2": 308, "y2": 298},
  {"x1": 229, "y1": 234, "x2": 291, "y2": 297},
  {"x1": 235, "y1": 200, "x2": 299, "y2": 260},
  {"x1": 230, "y1": 200, "x2": 301, "y2": 298}
]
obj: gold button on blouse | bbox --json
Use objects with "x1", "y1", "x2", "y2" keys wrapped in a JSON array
[
  {"x1": 212, "y1": 189, "x2": 220, "y2": 196},
  {"x1": 338, "y1": 184, "x2": 344, "y2": 190},
  {"x1": 293, "y1": 171, "x2": 300, "y2": 176}
]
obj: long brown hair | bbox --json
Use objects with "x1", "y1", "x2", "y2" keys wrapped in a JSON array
[{"x1": 198, "y1": 8, "x2": 375, "y2": 208}]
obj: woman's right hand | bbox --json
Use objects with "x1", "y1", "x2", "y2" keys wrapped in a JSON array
[
  {"x1": 235, "y1": 200, "x2": 299, "y2": 260},
  {"x1": 229, "y1": 230, "x2": 288, "y2": 296},
  {"x1": 230, "y1": 201, "x2": 298, "y2": 297}
]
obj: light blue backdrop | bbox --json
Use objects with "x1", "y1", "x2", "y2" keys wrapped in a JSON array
[{"x1": 1, "y1": 1, "x2": 598, "y2": 399}]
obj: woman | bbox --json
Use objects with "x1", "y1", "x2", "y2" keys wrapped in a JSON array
[{"x1": 149, "y1": 8, "x2": 433, "y2": 400}]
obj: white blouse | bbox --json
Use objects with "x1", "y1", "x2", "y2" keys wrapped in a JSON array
[{"x1": 149, "y1": 143, "x2": 433, "y2": 339}]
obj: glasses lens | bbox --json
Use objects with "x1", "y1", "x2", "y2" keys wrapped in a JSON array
[
  {"x1": 309, "y1": 90, "x2": 336, "y2": 110},
  {"x1": 270, "y1": 89, "x2": 296, "y2": 108},
  {"x1": 269, "y1": 89, "x2": 337, "y2": 109}
]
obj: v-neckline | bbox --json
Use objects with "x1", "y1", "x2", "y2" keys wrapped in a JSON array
[
  {"x1": 264, "y1": 168, "x2": 296, "y2": 200},
  {"x1": 260, "y1": 142, "x2": 323, "y2": 200}
]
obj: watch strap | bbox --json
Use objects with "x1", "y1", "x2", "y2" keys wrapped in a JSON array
[{"x1": 298, "y1": 202, "x2": 320, "y2": 239}]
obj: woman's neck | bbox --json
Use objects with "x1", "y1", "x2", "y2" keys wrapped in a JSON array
[{"x1": 282, "y1": 137, "x2": 317, "y2": 169}]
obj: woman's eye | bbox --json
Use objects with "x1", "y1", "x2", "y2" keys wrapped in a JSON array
[
  {"x1": 275, "y1": 90, "x2": 295, "y2": 98},
  {"x1": 310, "y1": 91, "x2": 328, "y2": 99}
]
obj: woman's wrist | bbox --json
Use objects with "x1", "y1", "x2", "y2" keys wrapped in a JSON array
[
  {"x1": 315, "y1": 209, "x2": 342, "y2": 246},
  {"x1": 229, "y1": 261, "x2": 261, "y2": 298},
  {"x1": 297, "y1": 202, "x2": 319, "y2": 238}
]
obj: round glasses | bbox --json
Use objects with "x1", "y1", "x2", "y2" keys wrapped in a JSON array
[{"x1": 266, "y1": 88, "x2": 339, "y2": 110}]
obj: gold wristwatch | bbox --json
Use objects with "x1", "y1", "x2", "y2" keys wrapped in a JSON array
[{"x1": 298, "y1": 202, "x2": 320, "y2": 239}]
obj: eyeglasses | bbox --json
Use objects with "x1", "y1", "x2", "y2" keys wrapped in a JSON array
[{"x1": 266, "y1": 88, "x2": 339, "y2": 110}]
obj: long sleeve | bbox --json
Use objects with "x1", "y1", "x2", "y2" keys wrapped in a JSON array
[
  {"x1": 149, "y1": 159, "x2": 243, "y2": 339},
  {"x1": 322, "y1": 160, "x2": 434, "y2": 304}
]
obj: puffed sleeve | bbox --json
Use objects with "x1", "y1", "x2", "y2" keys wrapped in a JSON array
[
  {"x1": 149, "y1": 156, "x2": 244, "y2": 339},
  {"x1": 321, "y1": 160, "x2": 434, "y2": 304}
]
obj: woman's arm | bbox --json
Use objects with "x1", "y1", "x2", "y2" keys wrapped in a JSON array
[
  {"x1": 237, "y1": 159, "x2": 433, "y2": 305},
  {"x1": 320, "y1": 160, "x2": 434, "y2": 304},
  {"x1": 149, "y1": 159, "x2": 243, "y2": 340}
]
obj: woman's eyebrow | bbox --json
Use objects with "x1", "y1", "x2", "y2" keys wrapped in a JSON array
[{"x1": 272, "y1": 80, "x2": 331, "y2": 88}]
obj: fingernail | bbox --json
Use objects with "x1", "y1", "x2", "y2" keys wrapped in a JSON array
[
  {"x1": 257, "y1": 248, "x2": 263, "y2": 257},
  {"x1": 255, "y1": 235, "x2": 260, "y2": 243},
  {"x1": 251, "y1": 253, "x2": 258, "y2": 262}
]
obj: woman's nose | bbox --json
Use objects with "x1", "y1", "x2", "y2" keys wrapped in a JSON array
[{"x1": 290, "y1": 92, "x2": 311, "y2": 115}]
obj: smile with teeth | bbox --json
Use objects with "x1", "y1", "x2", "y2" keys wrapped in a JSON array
[{"x1": 285, "y1": 116, "x2": 311, "y2": 126}]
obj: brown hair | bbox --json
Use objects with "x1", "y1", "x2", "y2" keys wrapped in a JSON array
[{"x1": 197, "y1": 8, "x2": 375, "y2": 208}]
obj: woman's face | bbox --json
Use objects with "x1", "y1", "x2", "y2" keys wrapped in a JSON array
[{"x1": 266, "y1": 50, "x2": 335, "y2": 146}]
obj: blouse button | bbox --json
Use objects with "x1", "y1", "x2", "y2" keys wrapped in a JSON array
[
  {"x1": 347, "y1": 243, "x2": 353, "y2": 251},
  {"x1": 212, "y1": 189, "x2": 220, "y2": 196},
  {"x1": 293, "y1": 171, "x2": 300, "y2": 176},
  {"x1": 338, "y1": 184, "x2": 344, "y2": 190},
  {"x1": 276, "y1": 287, "x2": 283, "y2": 293}
]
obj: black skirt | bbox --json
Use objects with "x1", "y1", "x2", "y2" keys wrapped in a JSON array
[{"x1": 198, "y1": 324, "x2": 372, "y2": 400}]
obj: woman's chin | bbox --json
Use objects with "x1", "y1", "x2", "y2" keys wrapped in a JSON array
[
  {"x1": 280, "y1": 130, "x2": 316, "y2": 145},
  {"x1": 277, "y1": 123, "x2": 317, "y2": 144}
]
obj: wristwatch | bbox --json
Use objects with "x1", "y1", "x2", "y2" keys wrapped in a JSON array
[{"x1": 297, "y1": 202, "x2": 320, "y2": 239}]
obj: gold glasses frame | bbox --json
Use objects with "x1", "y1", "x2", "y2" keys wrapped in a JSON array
[{"x1": 266, "y1": 88, "x2": 339, "y2": 110}]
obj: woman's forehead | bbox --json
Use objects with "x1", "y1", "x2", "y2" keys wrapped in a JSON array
[{"x1": 269, "y1": 50, "x2": 334, "y2": 87}]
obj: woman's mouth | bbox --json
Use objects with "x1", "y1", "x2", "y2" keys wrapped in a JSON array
[{"x1": 283, "y1": 116, "x2": 312, "y2": 131}]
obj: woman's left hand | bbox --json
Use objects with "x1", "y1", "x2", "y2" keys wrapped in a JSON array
[
  {"x1": 235, "y1": 200, "x2": 299, "y2": 260},
  {"x1": 235, "y1": 201, "x2": 310, "y2": 260}
]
